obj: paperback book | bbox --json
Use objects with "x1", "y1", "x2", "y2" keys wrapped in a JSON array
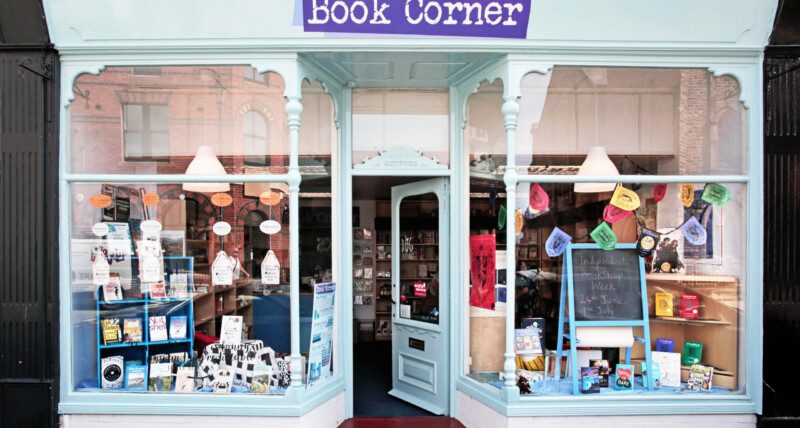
[
  {"x1": 122, "y1": 318, "x2": 142, "y2": 343},
  {"x1": 101, "y1": 318, "x2": 122, "y2": 345},
  {"x1": 652, "y1": 351, "x2": 682, "y2": 388},
  {"x1": 169, "y1": 273, "x2": 189, "y2": 299},
  {"x1": 687, "y1": 364, "x2": 714, "y2": 391},
  {"x1": 101, "y1": 355, "x2": 124, "y2": 390},
  {"x1": 148, "y1": 361, "x2": 172, "y2": 391},
  {"x1": 614, "y1": 364, "x2": 635, "y2": 391},
  {"x1": 169, "y1": 316, "x2": 187, "y2": 340},
  {"x1": 580, "y1": 367, "x2": 600, "y2": 394},
  {"x1": 149, "y1": 280, "x2": 167, "y2": 299},
  {"x1": 641, "y1": 361, "x2": 662, "y2": 389},
  {"x1": 148, "y1": 316, "x2": 168, "y2": 342},
  {"x1": 124, "y1": 362, "x2": 147, "y2": 391},
  {"x1": 590, "y1": 359, "x2": 610, "y2": 388},
  {"x1": 174, "y1": 366, "x2": 196, "y2": 393}
]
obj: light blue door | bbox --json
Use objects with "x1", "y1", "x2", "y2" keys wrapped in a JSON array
[{"x1": 389, "y1": 178, "x2": 449, "y2": 415}]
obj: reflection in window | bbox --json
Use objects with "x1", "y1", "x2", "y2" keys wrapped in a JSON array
[
  {"x1": 243, "y1": 111, "x2": 269, "y2": 166},
  {"x1": 123, "y1": 103, "x2": 170, "y2": 161}
]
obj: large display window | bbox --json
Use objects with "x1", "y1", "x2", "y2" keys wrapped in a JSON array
[{"x1": 464, "y1": 67, "x2": 749, "y2": 400}]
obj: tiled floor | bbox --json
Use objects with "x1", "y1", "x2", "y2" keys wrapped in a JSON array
[{"x1": 339, "y1": 417, "x2": 465, "y2": 428}]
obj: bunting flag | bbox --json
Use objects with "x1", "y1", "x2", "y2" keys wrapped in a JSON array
[
  {"x1": 701, "y1": 183, "x2": 731, "y2": 205},
  {"x1": 529, "y1": 183, "x2": 550, "y2": 211},
  {"x1": 545, "y1": 227, "x2": 572, "y2": 257},
  {"x1": 590, "y1": 222, "x2": 617, "y2": 250},
  {"x1": 680, "y1": 217, "x2": 708, "y2": 245},
  {"x1": 514, "y1": 209, "x2": 525, "y2": 235},
  {"x1": 654, "y1": 183, "x2": 668, "y2": 203},
  {"x1": 603, "y1": 204, "x2": 633, "y2": 223},
  {"x1": 610, "y1": 185, "x2": 641, "y2": 211},
  {"x1": 636, "y1": 228, "x2": 660, "y2": 257},
  {"x1": 680, "y1": 184, "x2": 695, "y2": 208},
  {"x1": 498, "y1": 205, "x2": 507, "y2": 230}
]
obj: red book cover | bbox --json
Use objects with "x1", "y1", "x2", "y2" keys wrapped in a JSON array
[{"x1": 680, "y1": 294, "x2": 699, "y2": 320}]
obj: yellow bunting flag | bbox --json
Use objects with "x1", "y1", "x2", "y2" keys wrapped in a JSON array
[
  {"x1": 514, "y1": 209, "x2": 524, "y2": 235},
  {"x1": 609, "y1": 185, "x2": 641, "y2": 211},
  {"x1": 680, "y1": 184, "x2": 695, "y2": 207}
]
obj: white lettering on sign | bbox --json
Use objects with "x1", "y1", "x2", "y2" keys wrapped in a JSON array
[
  {"x1": 308, "y1": 0, "x2": 393, "y2": 25},
  {"x1": 308, "y1": 0, "x2": 525, "y2": 27}
]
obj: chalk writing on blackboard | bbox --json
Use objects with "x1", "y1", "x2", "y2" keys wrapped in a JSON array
[{"x1": 570, "y1": 249, "x2": 643, "y2": 321}]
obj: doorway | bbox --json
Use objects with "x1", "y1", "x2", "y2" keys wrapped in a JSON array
[{"x1": 351, "y1": 176, "x2": 449, "y2": 417}]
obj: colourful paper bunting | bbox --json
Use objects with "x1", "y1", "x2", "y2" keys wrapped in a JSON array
[
  {"x1": 610, "y1": 185, "x2": 641, "y2": 211},
  {"x1": 680, "y1": 217, "x2": 707, "y2": 245},
  {"x1": 545, "y1": 227, "x2": 572, "y2": 257},
  {"x1": 654, "y1": 183, "x2": 667, "y2": 203},
  {"x1": 680, "y1": 184, "x2": 695, "y2": 208},
  {"x1": 498, "y1": 205, "x2": 507, "y2": 230},
  {"x1": 701, "y1": 183, "x2": 731, "y2": 205},
  {"x1": 529, "y1": 183, "x2": 550, "y2": 211},
  {"x1": 514, "y1": 209, "x2": 524, "y2": 235},
  {"x1": 603, "y1": 204, "x2": 633, "y2": 223},
  {"x1": 590, "y1": 222, "x2": 618, "y2": 250}
]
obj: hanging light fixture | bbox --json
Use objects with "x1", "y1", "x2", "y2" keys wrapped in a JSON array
[
  {"x1": 183, "y1": 145, "x2": 230, "y2": 193},
  {"x1": 574, "y1": 69, "x2": 619, "y2": 193}
]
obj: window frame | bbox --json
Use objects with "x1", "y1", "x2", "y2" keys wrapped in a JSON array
[{"x1": 121, "y1": 102, "x2": 171, "y2": 162}]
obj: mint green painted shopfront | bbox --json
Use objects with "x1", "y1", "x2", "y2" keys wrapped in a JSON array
[{"x1": 46, "y1": 1, "x2": 776, "y2": 426}]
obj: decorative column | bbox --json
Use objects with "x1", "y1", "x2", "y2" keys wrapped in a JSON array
[
  {"x1": 285, "y1": 96, "x2": 304, "y2": 388},
  {"x1": 501, "y1": 96, "x2": 520, "y2": 395}
]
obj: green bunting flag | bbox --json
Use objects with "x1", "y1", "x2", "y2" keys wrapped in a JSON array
[
  {"x1": 701, "y1": 183, "x2": 731, "y2": 205},
  {"x1": 498, "y1": 205, "x2": 507, "y2": 230},
  {"x1": 590, "y1": 222, "x2": 617, "y2": 250}
]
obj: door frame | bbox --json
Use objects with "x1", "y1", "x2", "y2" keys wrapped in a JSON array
[{"x1": 342, "y1": 87, "x2": 463, "y2": 419}]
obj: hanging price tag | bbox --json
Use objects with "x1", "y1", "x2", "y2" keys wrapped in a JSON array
[
  {"x1": 636, "y1": 228, "x2": 660, "y2": 257},
  {"x1": 701, "y1": 183, "x2": 731, "y2": 205},
  {"x1": 259, "y1": 220, "x2": 281, "y2": 235},
  {"x1": 92, "y1": 254, "x2": 111, "y2": 286},
  {"x1": 212, "y1": 250, "x2": 234, "y2": 286},
  {"x1": 529, "y1": 183, "x2": 549, "y2": 211},
  {"x1": 680, "y1": 184, "x2": 695, "y2": 207},
  {"x1": 545, "y1": 227, "x2": 572, "y2": 257},
  {"x1": 590, "y1": 222, "x2": 617, "y2": 250},
  {"x1": 602, "y1": 204, "x2": 633, "y2": 223},
  {"x1": 680, "y1": 217, "x2": 708, "y2": 246},
  {"x1": 261, "y1": 250, "x2": 281, "y2": 285},
  {"x1": 610, "y1": 185, "x2": 641, "y2": 211},
  {"x1": 654, "y1": 183, "x2": 668, "y2": 203},
  {"x1": 514, "y1": 210, "x2": 524, "y2": 235},
  {"x1": 498, "y1": 205, "x2": 507, "y2": 230}
]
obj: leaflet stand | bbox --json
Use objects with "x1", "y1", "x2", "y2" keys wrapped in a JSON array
[{"x1": 554, "y1": 243, "x2": 654, "y2": 394}]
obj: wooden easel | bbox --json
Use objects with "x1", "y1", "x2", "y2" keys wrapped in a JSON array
[{"x1": 555, "y1": 243, "x2": 654, "y2": 394}]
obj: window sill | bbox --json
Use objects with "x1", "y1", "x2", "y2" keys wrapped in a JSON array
[
  {"x1": 59, "y1": 375, "x2": 345, "y2": 416},
  {"x1": 456, "y1": 375, "x2": 758, "y2": 416}
]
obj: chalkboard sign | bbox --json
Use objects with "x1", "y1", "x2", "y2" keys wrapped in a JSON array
[{"x1": 570, "y1": 248, "x2": 643, "y2": 321}]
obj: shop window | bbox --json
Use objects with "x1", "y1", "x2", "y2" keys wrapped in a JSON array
[
  {"x1": 243, "y1": 111, "x2": 269, "y2": 166},
  {"x1": 122, "y1": 103, "x2": 170, "y2": 161},
  {"x1": 464, "y1": 68, "x2": 748, "y2": 399}
]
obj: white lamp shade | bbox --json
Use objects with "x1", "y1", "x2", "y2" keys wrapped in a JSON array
[
  {"x1": 574, "y1": 146, "x2": 619, "y2": 193},
  {"x1": 182, "y1": 145, "x2": 230, "y2": 193}
]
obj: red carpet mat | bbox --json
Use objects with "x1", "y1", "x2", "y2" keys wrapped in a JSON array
[{"x1": 339, "y1": 417, "x2": 465, "y2": 428}]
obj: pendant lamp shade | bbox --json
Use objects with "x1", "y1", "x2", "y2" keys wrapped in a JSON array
[
  {"x1": 574, "y1": 146, "x2": 619, "y2": 193},
  {"x1": 183, "y1": 145, "x2": 230, "y2": 193}
]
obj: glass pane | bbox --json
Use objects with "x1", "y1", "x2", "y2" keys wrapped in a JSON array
[
  {"x1": 352, "y1": 89, "x2": 449, "y2": 167},
  {"x1": 123, "y1": 133, "x2": 142, "y2": 159},
  {"x1": 398, "y1": 194, "x2": 440, "y2": 324},
  {"x1": 69, "y1": 66, "x2": 288, "y2": 173},
  {"x1": 69, "y1": 182, "x2": 294, "y2": 394}
]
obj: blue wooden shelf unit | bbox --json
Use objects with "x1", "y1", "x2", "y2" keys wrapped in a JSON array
[{"x1": 95, "y1": 256, "x2": 195, "y2": 389}]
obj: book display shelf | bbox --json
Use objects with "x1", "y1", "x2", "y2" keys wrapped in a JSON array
[{"x1": 95, "y1": 256, "x2": 195, "y2": 389}]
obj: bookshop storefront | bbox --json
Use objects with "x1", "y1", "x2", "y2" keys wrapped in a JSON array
[{"x1": 46, "y1": 1, "x2": 775, "y2": 426}]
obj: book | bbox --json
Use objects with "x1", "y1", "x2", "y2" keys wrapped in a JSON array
[
  {"x1": 101, "y1": 318, "x2": 122, "y2": 345},
  {"x1": 682, "y1": 341, "x2": 703, "y2": 366},
  {"x1": 687, "y1": 364, "x2": 714, "y2": 391},
  {"x1": 123, "y1": 318, "x2": 142, "y2": 343},
  {"x1": 169, "y1": 316, "x2": 187, "y2": 340},
  {"x1": 124, "y1": 362, "x2": 147, "y2": 391},
  {"x1": 250, "y1": 363, "x2": 272, "y2": 394},
  {"x1": 590, "y1": 359, "x2": 610, "y2": 388},
  {"x1": 174, "y1": 366, "x2": 196, "y2": 393},
  {"x1": 680, "y1": 293, "x2": 699, "y2": 319},
  {"x1": 514, "y1": 325, "x2": 543, "y2": 355},
  {"x1": 148, "y1": 361, "x2": 172, "y2": 391},
  {"x1": 148, "y1": 316, "x2": 168, "y2": 342},
  {"x1": 213, "y1": 368, "x2": 233, "y2": 393},
  {"x1": 652, "y1": 351, "x2": 682, "y2": 388},
  {"x1": 169, "y1": 273, "x2": 189, "y2": 299},
  {"x1": 100, "y1": 355, "x2": 124, "y2": 389},
  {"x1": 655, "y1": 337, "x2": 675, "y2": 352},
  {"x1": 614, "y1": 364, "x2": 634, "y2": 391},
  {"x1": 219, "y1": 315, "x2": 243, "y2": 345},
  {"x1": 149, "y1": 280, "x2": 167, "y2": 299},
  {"x1": 655, "y1": 292, "x2": 674, "y2": 316},
  {"x1": 641, "y1": 361, "x2": 662, "y2": 389},
  {"x1": 102, "y1": 276, "x2": 123, "y2": 301},
  {"x1": 580, "y1": 367, "x2": 600, "y2": 394}
]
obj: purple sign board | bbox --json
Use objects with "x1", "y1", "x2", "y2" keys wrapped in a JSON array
[{"x1": 303, "y1": 0, "x2": 532, "y2": 39}]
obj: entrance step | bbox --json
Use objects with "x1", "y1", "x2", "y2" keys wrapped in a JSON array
[{"x1": 339, "y1": 417, "x2": 465, "y2": 428}]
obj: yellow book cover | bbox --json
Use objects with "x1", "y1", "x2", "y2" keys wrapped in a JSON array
[{"x1": 655, "y1": 292, "x2": 674, "y2": 317}]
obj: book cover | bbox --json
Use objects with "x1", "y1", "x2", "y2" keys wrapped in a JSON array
[
  {"x1": 212, "y1": 368, "x2": 233, "y2": 393},
  {"x1": 682, "y1": 341, "x2": 703, "y2": 365},
  {"x1": 124, "y1": 363, "x2": 147, "y2": 391},
  {"x1": 102, "y1": 276, "x2": 123, "y2": 301},
  {"x1": 580, "y1": 366, "x2": 600, "y2": 394},
  {"x1": 174, "y1": 366, "x2": 196, "y2": 393},
  {"x1": 250, "y1": 363, "x2": 272, "y2": 394},
  {"x1": 614, "y1": 364, "x2": 634, "y2": 391},
  {"x1": 590, "y1": 359, "x2": 610, "y2": 388},
  {"x1": 169, "y1": 273, "x2": 189, "y2": 299},
  {"x1": 148, "y1": 316, "x2": 168, "y2": 342},
  {"x1": 641, "y1": 361, "x2": 662, "y2": 389},
  {"x1": 687, "y1": 364, "x2": 714, "y2": 391},
  {"x1": 101, "y1": 355, "x2": 124, "y2": 390},
  {"x1": 101, "y1": 318, "x2": 122, "y2": 345},
  {"x1": 148, "y1": 361, "x2": 172, "y2": 391},
  {"x1": 219, "y1": 315, "x2": 243, "y2": 345},
  {"x1": 122, "y1": 318, "x2": 142, "y2": 343},
  {"x1": 149, "y1": 280, "x2": 167, "y2": 299},
  {"x1": 652, "y1": 351, "x2": 682, "y2": 388},
  {"x1": 169, "y1": 316, "x2": 187, "y2": 340},
  {"x1": 655, "y1": 292, "x2": 674, "y2": 317},
  {"x1": 680, "y1": 293, "x2": 699, "y2": 319},
  {"x1": 655, "y1": 338, "x2": 675, "y2": 352}
]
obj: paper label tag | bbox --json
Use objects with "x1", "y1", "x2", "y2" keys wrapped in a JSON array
[
  {"x1": 213, "y1": 221, "x2": 232, "y2": 236},
  {"x1": 92, "y1": 222, "x2": 110, "y2": 237},
  {"x1": 654, "y1": 183, "x2": 668, "y2": 203},
  {"x1": 211, "y1": 193, "x2": 233, "y2": 207},
  {"x1": 680, "y1": 217, "x2": 708, "y2": 245},
  {"x1": 545, "y1": 227, "x2": 572, "y2": 257},
  {"x1": 680, "y1": 184, "x2": 695, "y2": 207},
  {"x1": 701, "y1": 183, "x2": 731, "y2": 205},
  {"x1": 92, "y1": 254, "x2": 111, "y2": 286},
  {"x1": 610, "y1": 186, "x2": 641, "y2": 211},
  {"x1": 590, "y1": 222, "x2": 617, "y2": 250},
  {"x1": 259, "y1": 220, "x2": 281, "y2": 235},
  {"x1": 212, "y1": 251, "x2": 233, "y2": 286},
  {"x1": 261, "y1": 250, "x2": 281, "y2": 285},
  {"x1": 137, "y1": 240, "x2": 163, "y2": 283},
  {"x1": 529, "y1": 183, "x2": 550, "y2": 211}
]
